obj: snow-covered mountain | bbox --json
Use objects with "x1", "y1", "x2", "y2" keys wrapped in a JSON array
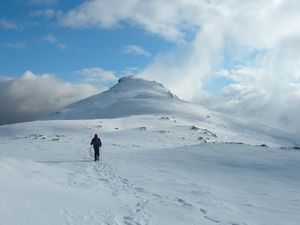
[
  {"x1": 46, "y1": 76, "x2": 189, "y2": 120},
  {"x1": 1, "y1": 76, "x2": 300, "y2": 225},
  {"x1": 45, "y1": 76, "x2": 299, "y2": 147}
]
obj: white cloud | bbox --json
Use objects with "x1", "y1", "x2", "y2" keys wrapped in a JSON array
[
  {"x1": 41, "y1": 33, "x2": 67, "y2": 50},
  {"x1": 123, "y1": 45, "x2": 152, "y2": 57},
  {"x1": 76, "y1": 67, "x2": 118, "y2": 85},
  {"x1": 140, "y1": 24, "x2": 223, "y2": 100},
  {"x1": 0, "y1": 71, "x2": 99, "y2": 125},
  {"x1": 121, "y1": 67, "x2": 140, "y2": 77},
  {"x1": 206, "y1": 67, "x2": 300, "y2": 137},
  {"x1": 29, "y1": 9, "x2": 62, "y2": 19},
  {"x1": 27, "y1": 0, "x2": 57, "y2": 6},
  {"x1": 4, "y1": 41, "x2": 27, "y2": 49},
  {"x1": 0, "y1": 19, "x2": 18, "y2": 30},
  {"x1": 59, "y1": 0, "x2": 191, "y2": 42},
  {"x1": 59, "y1": 0, "x2": 300, "y2": 79}
]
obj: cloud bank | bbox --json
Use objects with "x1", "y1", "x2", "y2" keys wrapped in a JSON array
[
  {"x1": 207, "y1": 68, "x2": 300, "y2": 136},
  {"x1": 0, "y1": 71, "x2": 98, "y2": 125},
  {"x1": 75, "y1": 67, "x2": 118, "y2": 85}
]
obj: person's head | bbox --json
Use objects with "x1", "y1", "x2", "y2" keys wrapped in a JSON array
[{"x1": 94, "y1": 134, "x2": 98, "y2": 138}]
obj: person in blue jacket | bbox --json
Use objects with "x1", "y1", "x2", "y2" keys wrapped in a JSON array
[{"x1": 90, "y1": 134, "x2": 102, "y2": 161}]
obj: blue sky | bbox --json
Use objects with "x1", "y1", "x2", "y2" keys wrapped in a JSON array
[{"x1": 0, "y1": 0, "x2": 174, "y2": 82}]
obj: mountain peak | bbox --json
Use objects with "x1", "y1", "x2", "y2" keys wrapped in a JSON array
[
  {"x1": 117, "y1": 75, "x2": 135, "y2": 83},
  {"x1": 106, "y1": 76, "x2": 178, "y2": 99},
  {"x1": 45, "y1": 76, "x2": 182, "y2": 120}
]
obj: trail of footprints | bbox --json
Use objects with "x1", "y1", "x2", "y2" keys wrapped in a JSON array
[
  {"x1": 65, "y1": 162, "x2": 242, "y2": 225},
  {"x1": 94, "y1": 163, "x2": 152, "y2": 225},
  {"x1": 66, "y1": 162, "x2": 152, "y2": 224}
]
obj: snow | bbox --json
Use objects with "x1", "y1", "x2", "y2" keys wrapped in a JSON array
[
  {"x1": 1, "y1": 116, "x2": 300, "y2": 225},
  {"x1": 44, "y1": 77, "x2": 183, "y2": 120},
  {"x1": 1, "y1": 77, "x2": 300, "y2": 225}
]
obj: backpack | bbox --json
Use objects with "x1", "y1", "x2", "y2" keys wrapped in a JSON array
[{"x1": 95, "y1": 138, "x2": 102, "y2": 147}]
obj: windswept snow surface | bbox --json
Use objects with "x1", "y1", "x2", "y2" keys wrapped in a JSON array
[{"x1": 1, "y1": 115, "x2": 300, "y2": 225}]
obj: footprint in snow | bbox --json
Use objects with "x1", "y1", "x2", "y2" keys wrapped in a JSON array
[
  {"x1": 200, "y1": 208, "x2": 208, "y2": 214},
  {"x1": 203, "y1": 216, "x2": 221, "y2": 224},
  {"x1": 175, "y1": 197, "x2": 193, "y2": 207},
  {"x1": 123, "y1": 200, "x2": 150, "y2": 225}
]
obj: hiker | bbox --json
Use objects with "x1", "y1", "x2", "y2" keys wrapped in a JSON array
[{"x1": 90, "y1": 134, "x2": 102, "y2": 161}]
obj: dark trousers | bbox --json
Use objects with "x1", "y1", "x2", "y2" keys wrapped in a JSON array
[{"x1": 93, "y1": 146, "x2": 100, "y2": 161}]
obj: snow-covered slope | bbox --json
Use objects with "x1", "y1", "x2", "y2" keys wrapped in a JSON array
[
  {"x1": 0, "y1": 116, "x2": 300, "y2": 225},
  {"x1": 46, "y1": 76, "x2": 188, "y2": 119}
]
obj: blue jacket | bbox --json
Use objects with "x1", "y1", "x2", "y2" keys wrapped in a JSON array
[{"x1": 91, "y1": 137, "x2": 102, "y2": 147}]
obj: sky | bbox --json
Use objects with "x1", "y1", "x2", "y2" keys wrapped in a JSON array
[{"x1": 1, "y1": 0, "x2": 300, "y2": 137}]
